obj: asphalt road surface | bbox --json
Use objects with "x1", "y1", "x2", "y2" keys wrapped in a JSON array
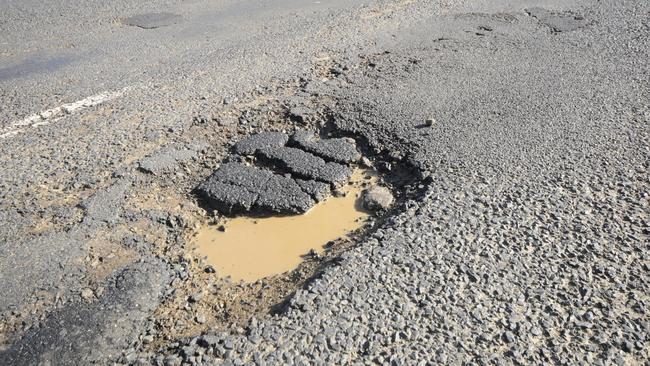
[{"x1": 1, "y1": 0, "x2": 648, "y2": 364}]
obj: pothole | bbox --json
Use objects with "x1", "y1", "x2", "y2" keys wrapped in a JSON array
[
  {"x1": 190, "y1": 129, "x2": 394, "y2": 283},
  {"x1": 146, "y1": 99, "x2": 425, "y2": 347},
  {"x1": 193, "y1": 168, "x2": 380, "y2": 282}
]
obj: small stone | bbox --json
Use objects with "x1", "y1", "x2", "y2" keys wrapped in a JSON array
[
  {"x1": 142, "y1": 335, "x2": 154, "y2": 344},
  {"x1": 217, "y1": 225, "x2": 226, "y2": 232},
  {"x1": 196, "y1": 314, "x2": 207, "y2": 324},
  {"x1": 217, "y1": 116, "x2": 237, "y2": 126},
  {"x1": 223, "y1": 97, "x2": 237, "y2": 105},
  {"x1": 189, "y1": 292, "x2": 204, "y2": 303},
  {"x1": 622, "y1": 340, "x2": 634, "y2": 353},
  {"x1": 288, "y1": 106, "x2": 313, "y2": 124},
  {"x1": 362, "y1": 186, "x2": 394, "y2": 211},
  {"x1": 164, "y1": 355, "x2": 182, "y2": 366},
  {"x1": 361, "y1": 157, "x2": 373, "y2": 168},
  {"x1": 425, "y1": 117, "x2": 436, "y2": 127},
  {"x1": 80, "y1": 288, "x2": 94, "y2": 302},
  {"x1": 503, "y1": 331, "x2": 516, "y2": 343},
  {"x1": 124, "y1": 352, "x2": 137, "y2": 363},
  {"x1": 204, "y1": 265, "x2": 216, "y2": 274},
  {"x1": 307, "y1": 249, "x2": 321, "y2": 259},
  {"x1": 380, "y1": 161, "x2": 392, "y2": 172}
]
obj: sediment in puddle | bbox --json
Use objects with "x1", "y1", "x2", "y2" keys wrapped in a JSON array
[{"x1": 194, "y1": 169, "x2": 378, "y2": 282}]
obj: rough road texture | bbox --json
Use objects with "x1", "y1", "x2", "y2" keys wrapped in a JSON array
[
  {"x1": 232, "y1": 132, "x2": 289, "y2": 156},
  {"x1": 3, "y1": 259, "x2": 169, "y2": 365},
  {"x1": 1, "y1": 0, "x2": 648, "y2": 365},
  {"x1": 152, "y1": 1, "x2": 650, "y2": 365}
]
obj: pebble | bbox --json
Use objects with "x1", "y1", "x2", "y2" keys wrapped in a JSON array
[
  {"x1": 189, "y1": 292, "x2": 204, "y2": 303},
  {"x1": 80, "y1": 288, "x2": 94, "y2": 302},
  {"x1": 362, "y1": 186, "x2": 395, "y2": 211},
  {"x1": 204, "y1": 265, "x2": 216, "y2": 273},
  {"x1": 164, "y1": 355, "x2": 182, "y2": 366}
]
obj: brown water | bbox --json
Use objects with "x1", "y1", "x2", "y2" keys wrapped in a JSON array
[{"x1": 194, "y1": 170, "x2": 377, "y2": 282}]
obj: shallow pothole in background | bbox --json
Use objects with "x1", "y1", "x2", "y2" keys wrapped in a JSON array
[{"x1": 193, "y1": 168, "x2": 380, "y2": 282}]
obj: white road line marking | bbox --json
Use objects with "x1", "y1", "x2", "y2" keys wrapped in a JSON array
[{"x1": 1, "y1": 86, "x2": 134, "y2": 139}]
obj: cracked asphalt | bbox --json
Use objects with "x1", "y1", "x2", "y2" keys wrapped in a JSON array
[{"x1": 1, "y1": 0, "x2": 648, "y2": 364}]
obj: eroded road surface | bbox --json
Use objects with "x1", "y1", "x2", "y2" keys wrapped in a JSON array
[{"x1": 1, "y1": 0, "x2": 649, "y2": 364}]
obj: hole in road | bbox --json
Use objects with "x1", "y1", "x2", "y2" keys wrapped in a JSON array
[
  {"x1": 193, "y1": 168, "x2": 381, "y2": 282},
  {"x1": 146, "y1": 121, "x2": 424, "y2": 343}
]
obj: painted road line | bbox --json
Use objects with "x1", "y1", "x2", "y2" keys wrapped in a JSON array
[{"x1": 1, "y1": 86, "x2": 134, "y2": 139}]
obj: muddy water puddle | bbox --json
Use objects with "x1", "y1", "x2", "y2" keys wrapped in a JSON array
[{"x1": 194, "y1": 169, "x2": 378, "y2": 282}]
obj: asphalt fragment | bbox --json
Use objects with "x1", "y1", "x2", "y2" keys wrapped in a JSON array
[
  {"x1": 195, "y1": 180, "x2": 259, "y2": 215},
  {"x1": 254, "y1": 174, "x2": 315, "y2": 214},
  {"x1": 137, "y1": 148, "x2": 197, "y2": 175},
  {"x1": 256, "y1": 146, "x2": 352, "y2": 186},
  {"x1": 196, "y1": 132, "x2": 358, "y2": 215},
  {"x1": 290, "y1": 130, "x2": 361, "y2": 164},
  {"x1": 232, "y1": 131, "x2": 289, "y2": 156},
  {"x1": 295, "y1": 179, "x2": 331, "y2": 202}
]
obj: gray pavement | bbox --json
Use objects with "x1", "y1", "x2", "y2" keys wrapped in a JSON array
[{"x1": 1, "y1": 0, "x2": 648, "y2": 364}]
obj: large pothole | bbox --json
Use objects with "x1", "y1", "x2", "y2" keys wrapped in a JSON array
[
  {"x1": 191, "y1": 129, "x2": 390, "y2": 283},
  {"x1": 147, "y1": 122, "x2": 424, "y2": 347}
]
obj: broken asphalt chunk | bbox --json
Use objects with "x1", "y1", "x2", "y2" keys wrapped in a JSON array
[
  {"x1": 256, "y1": 146, "x2": 352, "y2": 187},
  {"x1": 232, "y1": 131, "x2": 289, "y2": 156},
  {"x1": 291, "y1": 130, "x2": 361, "y2": 164},
  {"x1": 196, "y1": 130, "x2": 363, "y2": 215},
  {"x1": 196, "y1": 163, "x2": 315, "y2": 215},
  {"x1": 196, "y1": 180, "x2": 259, "y2": 215},
  {"x1": 254, "y1": 174, "x2": 315, "y2": 214}
]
